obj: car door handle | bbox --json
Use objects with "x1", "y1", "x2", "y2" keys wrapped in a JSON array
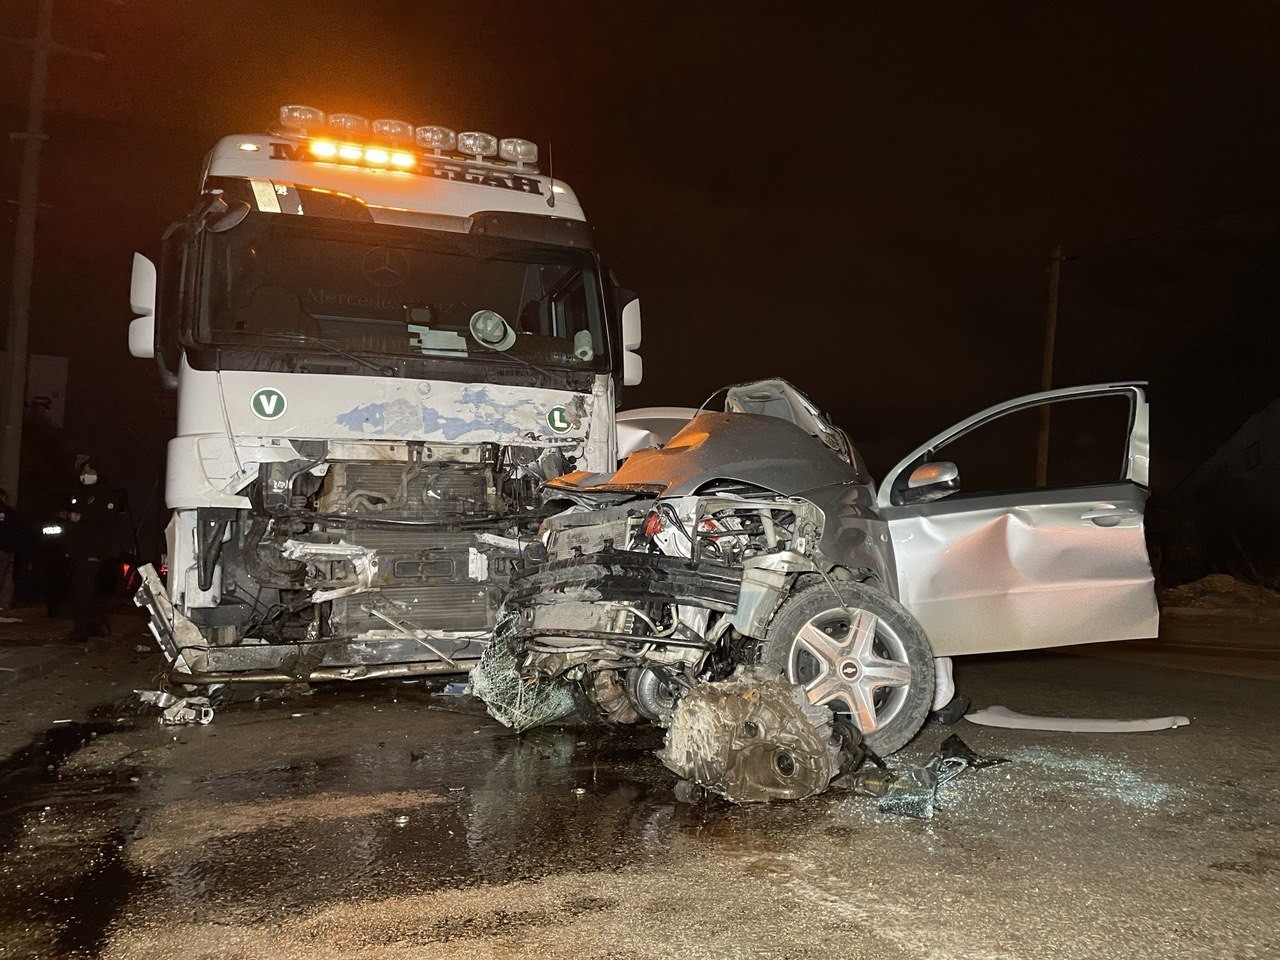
[{"x1": 1079, "y1": 508, "x2": 1132, "y2": 527}]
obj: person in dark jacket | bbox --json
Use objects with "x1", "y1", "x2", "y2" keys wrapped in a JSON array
[
  {"x1": 0, "y1": 488, "x2": 18, "y2": 611},
  {"x1": 66, "y1": 462, "x2": 119, "y2": 641}
]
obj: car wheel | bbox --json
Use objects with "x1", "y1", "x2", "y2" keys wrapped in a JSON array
[{"x1": 759, "y1": 579, "x2": 934, "y2": 755}]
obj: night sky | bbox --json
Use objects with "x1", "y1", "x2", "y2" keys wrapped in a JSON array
[{"x1": 2, "y1": 1, "x2": 1278, "y2": 540}]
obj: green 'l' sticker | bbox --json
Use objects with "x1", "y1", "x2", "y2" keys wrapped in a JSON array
[
  {"x1": 546, "y1": 406, "x2": 572, "y2": 434},
  {"x1": 250, "y1": 387, "x2": 287, "y2": 420}
]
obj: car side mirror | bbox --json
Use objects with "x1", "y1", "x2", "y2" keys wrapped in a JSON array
[
  {"x1": 901, "y1": 460, "x2": 960, "y2": 504},
  {"x1": 128, "y1": 253, "x2": 157, "y2": 359}
]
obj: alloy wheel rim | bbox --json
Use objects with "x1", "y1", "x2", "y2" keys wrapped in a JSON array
[{"x1": 786, "y1": 606, "x2": 913, "y2": 734}]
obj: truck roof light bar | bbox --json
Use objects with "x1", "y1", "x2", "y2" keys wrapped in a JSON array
[
  {"x1": 457, "y1": 131, "x2": 498, "y2": 161},
  {"x1": 415, "y1": 124, "x2": 457, "y2": 154},
  {"x1": 327, "y1": 113, "x2": 370, "y2": 137},
  {"x1": 372, "y1": 118, "x2": 414, "y2": 144},
  {"x1": 278, "y1": 104, "x2": 326, "y2": 135},
  {"x1": 498, "y1": 137, "x2": 538, "y2": 168},
  {"x1": 270, "y1": 109, "x2": 536, "y2": 173}
]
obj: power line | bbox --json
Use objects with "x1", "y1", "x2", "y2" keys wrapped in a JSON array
[{"x1": 1074, "y1": 195, "x2": 1280, "y2": 259}]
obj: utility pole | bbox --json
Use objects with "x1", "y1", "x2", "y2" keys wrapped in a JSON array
[
  {"x1": 1, "y1": 0, "x2": 103, "y2": 501},
  {"x1": 1034, "y1": 244, "x2": 1064, "y2": 488}
]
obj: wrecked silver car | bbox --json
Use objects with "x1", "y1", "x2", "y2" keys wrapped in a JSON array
[{"x1": 478, "y1": 378, "x2": 1158, "y2": 756}]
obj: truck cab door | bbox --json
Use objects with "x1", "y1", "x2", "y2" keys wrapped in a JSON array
[{"x1": 876, "y1": 383, "x2": 1157, "y2": 656}]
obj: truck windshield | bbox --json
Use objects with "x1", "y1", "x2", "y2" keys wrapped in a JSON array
[{"x1": 196, "y1": 211, "x2": 608, "y2": 371}]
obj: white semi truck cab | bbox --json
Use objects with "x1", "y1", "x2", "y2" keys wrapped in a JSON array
[{"x1": 127, "y1": 105, "x2": 643, "y2": 683}]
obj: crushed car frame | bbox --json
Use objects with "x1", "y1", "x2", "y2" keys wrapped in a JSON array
[{"x1": 482, "y1": 378, "x2": 1156, "y2": 754}]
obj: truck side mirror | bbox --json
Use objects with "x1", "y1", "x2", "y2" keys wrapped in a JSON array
[
  {"x1": 620, "y1": 298, "x2": 642, "y2": 385},
  {"x1": 128, "y1": 253, "x2": 157, "y2": 359},
  {"x1": 621, "y1": 299, "x2": 642, "y2": 350}
]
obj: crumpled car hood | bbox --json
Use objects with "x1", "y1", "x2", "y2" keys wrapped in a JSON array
[{"x1": 549, "y1": 411, "x2": 856, "y2": 499}]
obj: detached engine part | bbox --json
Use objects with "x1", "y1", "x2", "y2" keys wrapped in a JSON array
[{"x1": 657, "y1": 670, "x2": 865, "y2": 803}]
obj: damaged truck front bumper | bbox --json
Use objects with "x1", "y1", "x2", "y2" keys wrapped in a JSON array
[{"x1": 134, "y1": 563, "x2": 483, "y2": 682}]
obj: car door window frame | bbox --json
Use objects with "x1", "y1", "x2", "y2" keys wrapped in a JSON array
[{"x1": 876, "y1": 382, "x2": 1150, "y2": 511}]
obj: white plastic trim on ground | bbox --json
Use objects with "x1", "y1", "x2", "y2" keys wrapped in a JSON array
[{"x1": 965, "y1": 705, "x2": 1191, "y2": 732}]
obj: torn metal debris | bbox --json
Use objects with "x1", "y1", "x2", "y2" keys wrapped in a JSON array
[
  {"x1": 862, "y1": 763, "x2": 940, "y2": 820},
  {"x1": 279, "y1": 538, "x2": 378, "y2": 602},
  {"x1": 136, "y1": 689, "x2": 176, "y2": 709},
  {"x1": 136, "y1": 689, "x2": 215, "y2": 725},
  {"x1": 936, "y1": 733, "x2": 1009, "y2": 771},
  {"x1": 656, "y1": 671, "x2": 867, "y2": 804},
  {"x1": 163, "y1": 697, "x2": 215, "y2": 725},
  {"x1": 850, "y1": 734, "x2": 1008, "y2": 819}
]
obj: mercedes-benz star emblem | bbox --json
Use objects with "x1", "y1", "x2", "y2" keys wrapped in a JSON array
[{"x1": 361, "y1": 246, "x2": 410, "y2": 287}]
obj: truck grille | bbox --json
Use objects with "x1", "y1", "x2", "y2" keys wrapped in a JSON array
[
  {"x1": 318, "y1": 460, "x2": 505, "y2": 635},
  {"x1": 332, "y1": 583, "x2": 493, "y2": 633}
]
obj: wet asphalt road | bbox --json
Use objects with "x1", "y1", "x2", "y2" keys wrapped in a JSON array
[{"x1": 0, "y1": 634, "x2": 1277, "y2": 959}]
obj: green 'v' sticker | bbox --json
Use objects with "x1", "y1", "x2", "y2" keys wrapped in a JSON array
[{"x1": 250, "y1": 387, "x2": 287, "y2": 420}]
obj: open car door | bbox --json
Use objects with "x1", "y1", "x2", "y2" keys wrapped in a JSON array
[{"x1": 877, "y1": 383, "x2": 1158, "y2": 656}]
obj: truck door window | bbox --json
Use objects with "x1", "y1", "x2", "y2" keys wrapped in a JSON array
[{"x1": 552, "y1": 273, "x2": 588, "y2": 340}]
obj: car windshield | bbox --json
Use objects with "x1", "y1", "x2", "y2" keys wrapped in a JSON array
[{"x1": 196, "y1": 211, "x2": 608, "y2": 371}]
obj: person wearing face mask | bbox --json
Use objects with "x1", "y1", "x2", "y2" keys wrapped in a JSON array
[{"x1": 66, "y1": 462, "x2": 117, "y2": 641}]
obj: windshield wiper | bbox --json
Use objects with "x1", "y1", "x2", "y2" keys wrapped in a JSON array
[
  {"x1": 232, "y1": 331, "x2": 397, "y2": 377},
  {"x1": 473, "y1": 348, "x2": 558, "y2": 383}
]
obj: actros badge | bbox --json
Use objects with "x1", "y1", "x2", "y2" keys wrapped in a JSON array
[{"x1": 250, "y1": 387, "x2": 287, "y2": 420}]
